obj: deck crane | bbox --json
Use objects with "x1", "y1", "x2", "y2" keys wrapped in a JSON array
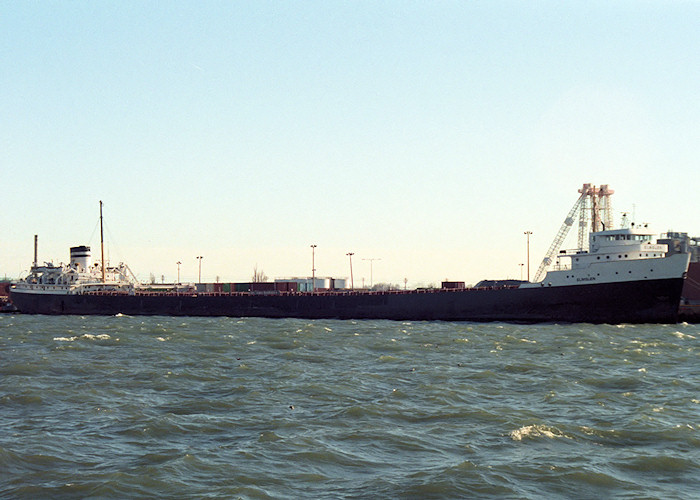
[
  {"x1": 533, "y1": 190, "x2": 586, "y2": 283},
  {"x1": 533, "y1": 184, "x2": 615, "y2": 283}
]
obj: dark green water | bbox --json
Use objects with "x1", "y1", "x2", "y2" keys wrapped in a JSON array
[{"x1": 1, "y1": 315, "x2": 698, "y2": 499}]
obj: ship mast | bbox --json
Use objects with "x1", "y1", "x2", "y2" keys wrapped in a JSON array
[
  {"x1": 100, "y1": 201, "x2": 106, "y2": 283},
  {"x1": 33, "y1": 234, "x2": 38, "y2": 270},
  {"x1": 533, "y1": 183, "x2": 615, "y2": 283}
]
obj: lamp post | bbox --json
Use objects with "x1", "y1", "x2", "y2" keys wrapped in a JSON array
[
  {"x1": 310, "y1": 244, "x2": 317, "y2": 292},
  {"x1": 176, "y1": 261, "x2": 181, "y2": 284},
  {"x1": 519, "y1": 263, "x2": 524, "y2": 281},
  {"x1": 346, "y1": 252, "x2": 354, "y2": 290},
  {"x1": 524, "y1": 231, "x2": 532, "y2": 282},
  {"x1": 196, "y1": 255, "x2": 203, "y2": 283},
  {"x1": 362, "y1": 257, "x2": 381, "y2": 288}
]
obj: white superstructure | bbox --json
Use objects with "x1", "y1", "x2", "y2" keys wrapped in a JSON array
[
  {"x1": 521, "y1": 226, "x2": 690, "y2": 288},
  {"x1": 12, "y1": 245, "x2": 134, "y2": 296}
]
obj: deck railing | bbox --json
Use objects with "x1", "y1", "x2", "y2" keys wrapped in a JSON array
[{"x1": 83, "y1": 285, "x2": 521, "y2": 297}]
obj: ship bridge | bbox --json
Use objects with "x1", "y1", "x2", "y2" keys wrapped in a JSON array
[{"x1": 557, "y1": 227, "x2": 668, "y2": 271}]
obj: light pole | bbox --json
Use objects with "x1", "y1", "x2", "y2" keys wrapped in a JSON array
[
  {"x1": 177, "y1": 261, "x2": 181, "y2": 284},
  {"x1": 346, "y1": 252, "x2": 354, "y2": 290},
  {"x1": 519, "y1": 263, "x2": 524, "y2": 281},
  {"x1": 363, "y1": 258, "x2": 381, "y2": 288},
  {"x1": 524, "y1": 231, "x2": 532, "y2": 282},
  {"x1": 196, "y1": 255, "x2": 203, "y2": 283},
  {"x1": 310, "y1": 244, "x2": 317, "y2": 292}
]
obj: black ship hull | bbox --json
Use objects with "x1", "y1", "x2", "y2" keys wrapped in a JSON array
[
  {"x1": 679, "y1": 261, "x2": 700, "y2": 322},
  {"x1": 10, "y1": 277, "x2": 685, "y2": 324}
]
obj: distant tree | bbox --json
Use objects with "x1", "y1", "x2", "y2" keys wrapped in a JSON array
[
  {"x1": 252, "y1": 264, "x2": 268, "y2": 283},
  {"x1": 149, "y1": 273, "x2": 156, "y2": 284}
]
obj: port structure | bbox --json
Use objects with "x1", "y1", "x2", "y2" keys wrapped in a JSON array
[{"x1": 533, "y1": 183, "x2": 615, "y2": 283}]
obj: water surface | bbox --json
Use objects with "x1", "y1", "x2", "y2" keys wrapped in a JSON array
[{"x1": 1, "y1": 315, "x2": 698, "y2": 498}]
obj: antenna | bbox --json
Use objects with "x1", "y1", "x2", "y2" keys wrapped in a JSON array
[
  {"x1": 100, "y1": 201, "x2": 106, "y2": 283},
  {"x1": 33, "y1": 235, "x2": 38, "y2": 269},
  {"x1": 362, "y1": 257, "x2": 381, "y2": 288}
]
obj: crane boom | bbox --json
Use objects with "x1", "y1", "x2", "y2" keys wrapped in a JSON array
[{"x1": 533, "y1": 192, "x2": 586, "y2": 282}]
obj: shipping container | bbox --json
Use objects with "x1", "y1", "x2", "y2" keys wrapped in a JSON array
[
  {"x1": 251, "y1": 282, "x2": 276, "y2": 292},
  {"x1": 274, "y1": 281, "x2": 298, "y2": 292},
  {"x1": 441, "y1": 281, "x2": 465, "y2": 289},
  {"x1": 330, "y1": 278, "x2": 347, "y2": 289},
  {"x1": 273, "y1": 277, "x2": 347, "y2": 292}
]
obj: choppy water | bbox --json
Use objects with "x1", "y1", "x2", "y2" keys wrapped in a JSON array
[{"x1": 1, "y1": 315, "x2": 698, "y2": 499}]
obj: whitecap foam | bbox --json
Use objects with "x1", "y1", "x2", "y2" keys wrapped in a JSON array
[
  {"x1": 81, "y1": 334, "x2": 111, "y2": 341},
  {"x1": 672, "y1": 331, "x2": 696, "y2": 340},
  {"x1": 510, "y1": 424, "x2": 570, "y2": 441}
]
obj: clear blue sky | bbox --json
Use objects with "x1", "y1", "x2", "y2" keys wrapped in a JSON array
[{"x1": 2, "y1": 1, "x2": 698, "y2": 285}]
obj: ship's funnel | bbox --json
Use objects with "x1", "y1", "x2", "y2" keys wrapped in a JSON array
[{"x1": 70, "y1": 245, "x2": 91, "y2": 271}]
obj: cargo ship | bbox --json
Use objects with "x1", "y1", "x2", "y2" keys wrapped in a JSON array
[
  {"x1": 0, "y1": 280, "x2": 16, "y2": 312},
  {"x1": 660, "y1": 232, "x2": 700, "y2": 322},
  {"x1": 9, "y1": 187, "x2": 692, "y2": 323}
]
